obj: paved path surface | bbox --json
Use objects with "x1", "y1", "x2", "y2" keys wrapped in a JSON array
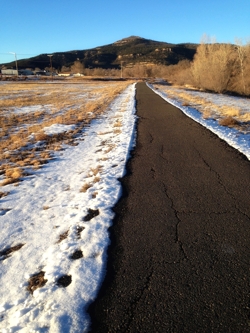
[{"x1": 88, "y1": 82, "x2": 250, "y2": 332}]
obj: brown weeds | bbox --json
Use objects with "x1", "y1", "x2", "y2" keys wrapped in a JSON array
[
  {"x1": 0, "y1": 80, "x2": 130, "y2": 182},
  {"x1": 80, "y1": 183, "x2": 92, "y2": 193},
  {"x1": 219, "y1": 117, "x2": 240, "y2": 127},
  {"x1": 57, "y1": 230, "x2": 69, "y2": 243}
]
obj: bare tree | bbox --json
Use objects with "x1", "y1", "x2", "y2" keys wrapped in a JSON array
[
  {"x1": 71, "y1": 60, "x2": 84, "y2": 74},
  {"x1": 192, "y1": 38, "x2": 235, "y2": 93},
  {"x1": 235, "y1": 38, "x2": 249, "y2": 94}
]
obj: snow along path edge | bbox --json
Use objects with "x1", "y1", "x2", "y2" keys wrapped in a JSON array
[
  {"x1": 0, "y1": 83, "x2": 137, "y2": 333},
  {"x1": 147, "y1": 83, "x2": 250, "y2": 161}
]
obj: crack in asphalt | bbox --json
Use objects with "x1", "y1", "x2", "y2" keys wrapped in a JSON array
[
  {"x1": 149, "y1": 132, "x2": 154, "y2": 144},
  {"x1": 194, "y1": 146, "x2": 250, "y2": 219},
  {"x1": 162, "y1": 182, "x2": 188, "y2": 261},
  {"x1": 121, "y1": 266, "x2": 155, "y2": 333}
]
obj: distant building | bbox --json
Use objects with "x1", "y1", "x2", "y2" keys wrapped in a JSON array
[
  {"x1": 58, "y1": 73, "x2": 71, "y2": 77},
  {"x1": 1, "y1": 69, "x2": 18, "y2": 75}
]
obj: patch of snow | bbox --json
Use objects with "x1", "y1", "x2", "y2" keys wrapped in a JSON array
[
  {"x1": 10, "y1": 105, "x2": 52, "y2": 115},
  {"x1": 43, "y1": 124, "x2": 76, "y2": 135}
]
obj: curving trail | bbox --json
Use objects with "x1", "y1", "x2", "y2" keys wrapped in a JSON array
[{"x1": 89, "y1": 82, "x2": 250, "y2": 333}]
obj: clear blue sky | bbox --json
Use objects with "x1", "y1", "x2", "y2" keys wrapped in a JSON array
[{"x1": 1, "y1": 0, "x2": 249, "y2": 64}]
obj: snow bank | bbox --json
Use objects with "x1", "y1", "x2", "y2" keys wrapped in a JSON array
[{"x1": 0, "y1": 84, "x2": 137, "y2": 332}]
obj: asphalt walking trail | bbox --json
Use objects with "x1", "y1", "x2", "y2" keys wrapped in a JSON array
[{"x1": 88, "y1": 82, "x2": 250, "y2": 332}]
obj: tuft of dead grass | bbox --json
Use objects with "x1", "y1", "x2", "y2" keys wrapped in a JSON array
[
  {"x1": 5, "y1": 167, "x2": 23, "y2": 179},
  {"x1": 218, "y1": 117, "x2": 240, "y2": 127},
  {"x1": 93, "y1": 176, "x2": 100, "y2": 183},
  {"x1": 219, "y1": 106, "x2": 240, "y2": 118},
  {"x1": 56, "y1": 230, "x2": 69, "y2": 244},
  {"x1": 80, "y1": 183, "x2": 92, "y2": 193},
  {"x1": 89, "y1": 165, "x2": 102, "y2": 176},
  {"x1": 0, "y1": 178, "x2": 19, "y2": 187},
  {"x1": 113, "y1": 120, "x2": 122, "y2": 127},
  {"x1": 35, "y1": 132, "x2": 50, "y2": 142},
  {"x1": 0, "y1": 191, "x2": 9, "y2": 198}
]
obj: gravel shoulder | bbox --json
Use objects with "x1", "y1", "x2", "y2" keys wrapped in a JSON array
[{"x1": 88, "y1": 82, "x2": 250, "y2": 333}]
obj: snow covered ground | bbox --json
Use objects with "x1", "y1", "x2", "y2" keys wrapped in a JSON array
[
  {"x1": 0, "y1": 84, "x2": 136, "y2": 333},
  {"x1": 149, "y1": 83, "x2": 250, "y2": 161},
  {"x1": 0, "y1": 81, "x2": 249, "y2": 333}
]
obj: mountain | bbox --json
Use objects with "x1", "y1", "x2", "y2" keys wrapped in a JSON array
[{"x1": 1, "y1": 36, "x2": 198, "y2": 71}]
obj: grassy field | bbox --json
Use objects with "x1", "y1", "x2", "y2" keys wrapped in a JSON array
[{"x1": 0, "y1": 80, "x2": 131, "y2": 187}]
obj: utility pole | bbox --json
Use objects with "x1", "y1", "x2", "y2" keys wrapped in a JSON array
[
  {"x1": 121, "y1": 61, "x2": 123, "y2": 79},
  {"x1": 47, "y1": 54, "x2": 53, "y2": 79},
  {"x1": 9, "y1": 52, "x2": 18, "y2": 77}
]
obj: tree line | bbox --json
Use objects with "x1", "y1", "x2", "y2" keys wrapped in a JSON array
[{"x1": 68, "y1": 38, "x2": 250, "y2": 96}]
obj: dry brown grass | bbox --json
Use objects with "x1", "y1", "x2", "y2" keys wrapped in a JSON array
[
  {"x1": 154, "y1": 84, "x2": 250, "y2": 130},
  {"x1": 0, "y1": 178, "x2": 19, "y2": 186},
  {"x1": 0, "y1": 80, "x2": 131, "y2": 183},
  {"x1": 57, "y1": 230, "x2": 69, "y2": 244},
  {"x1": 218, "y1": 117, "x2": 240, "y2": 127},
  {"x1": 113, "y1": 119, "x2": 122, "y2": 127},
  {"x1": 93, "y1": 176, "x2": 100, "y2": 183},
  {"x1": 35, "y1": 132, "x2": 50, "y2": 142},
  {"x1": 219, "y1": 106, "x2": 241, "y2": 117},
  {"x1": 80, "y1": 183, "x2": 92, "y2": 193},
  {"x1": 5, "y1": 167, "x2": 23, "y2": 179},
  {"x1": 114, "y1": 129, "x2": 122, "y2": 135},
  {"x1": 104, "y1": 144, "x2": 116, "y2": 154},
  {"x1": 89, "y1": 166, "x2": 102, "y2": 176},
  {"x1": 0, "y1": 191, "x2": 9, "y2": 198}
]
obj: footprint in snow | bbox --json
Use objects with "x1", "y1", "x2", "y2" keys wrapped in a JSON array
[
  {"x1": 0, "y1": 208, "x2": 11, "y2": 216},
  {"x1": 0, "y1": 243, "x2": 25, "y2": 261},
  {"x1": 57, "y1": 275, "x2": 72, "y2": 287},
  {"x1": 27, "y1": 271, "x2": 47, "y2": 294},
  {"x1": 70, "y1": 250, "x2": 83, "y2": 260},
  {"x1": 83, "y1": 208, "x2": 99, "y2": 222}
]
